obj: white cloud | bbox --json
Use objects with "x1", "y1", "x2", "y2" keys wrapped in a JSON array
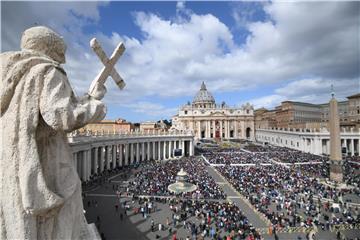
[
  {"x1": 275, "y1": 78, "x2": 359, "y2": 103},
  {"x1": 2, "y1": 1, "x2": 359, "y2": 119},
  {"x1": 126, "y1": 101, "x2": 177, "y2": 119},
  {"x1": 231, "y1": 2, "x2": 266, "y2": 30},
  {"x1": 248, "y1": 77, "x2": 359, "y2": 110},
  {"x1": 246, "y1": 94, "x2": 286, "y2": 109}
]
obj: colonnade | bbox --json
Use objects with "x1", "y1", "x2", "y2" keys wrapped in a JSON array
[
  {"x1": 71, "y1": 136, "x2": 194, "y2": 182},
  {"x1": 256, "y1": 128, "x2": 360, "y2": 156},
  {"x1": 194, "y1": 119, "x2": 253, "y2": 140}
]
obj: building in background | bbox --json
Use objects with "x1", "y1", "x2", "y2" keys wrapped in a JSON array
[
  {"x1": 320, "y1": 101, "x2": 349, "y2": 126},
  {"x1": 79, "y1": 118, "x2": 134, "y2": 134},
  {"x1": 347, "y1": 93, "x2": 360, "y2": 126},
  {"x1": 172, "y1": 82, "x2": 255, "y2": 140},
  {"x1": 275, "y1": 101, "x2": 322, "y2": 129},
  {"x1": 254, "y1": 108, "x2": 277, "y2": 129},
  {"x1": 139, "y1": 121, "x2": 157, "y2": 132},
  {"x1": 254, "y1": 93, "x2": 360, "y2": 131},
  {"x1": 139, "y1": 120, "x2": 170, "y2": 132}
]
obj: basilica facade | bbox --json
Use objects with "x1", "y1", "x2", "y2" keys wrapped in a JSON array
[{"x1": 172, "y1": 82, "x2": 255, "y2": 141}]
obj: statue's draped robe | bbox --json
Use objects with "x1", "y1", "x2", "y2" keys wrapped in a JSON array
[{"x1": 0, "y1": 51, "x2": 106, "y2": 239}]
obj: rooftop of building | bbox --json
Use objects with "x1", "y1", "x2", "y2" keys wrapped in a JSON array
[
  {"x1": 281, "y1": 101, "x2": 320, "y2": 107},
  {"x1": 347, "y1": 93, "x2": 360, "y2": 99}
]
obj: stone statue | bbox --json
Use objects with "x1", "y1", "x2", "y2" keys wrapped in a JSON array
[{"x1": 0, "y1": 26, "x2": 107, "y2": 239}]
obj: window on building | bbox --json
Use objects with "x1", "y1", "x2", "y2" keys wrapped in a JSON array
[{"x1": 184, "y1": 110, "x2": 188, "y2": 115}]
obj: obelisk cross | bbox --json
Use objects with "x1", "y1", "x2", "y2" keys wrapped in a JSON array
[{"x1": 88, "y1": 38, "x2": 126, "y2": 96}]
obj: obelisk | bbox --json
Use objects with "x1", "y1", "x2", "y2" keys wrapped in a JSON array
[{"x1": 329, "y1": 90, "x2": 343, "y2": 182}]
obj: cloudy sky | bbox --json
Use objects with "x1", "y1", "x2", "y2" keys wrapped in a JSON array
[{"x1": 2, "y1": 1, "x2": 359, "y2": 122}]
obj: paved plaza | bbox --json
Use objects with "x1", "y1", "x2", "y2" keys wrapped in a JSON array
[{"x1": 83, "y1": 152, "x2": 360, "y2": 240}]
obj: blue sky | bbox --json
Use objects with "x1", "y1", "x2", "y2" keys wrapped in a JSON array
[{"x1": 2, "y1": 1, "x2": 359, "y2": 122}]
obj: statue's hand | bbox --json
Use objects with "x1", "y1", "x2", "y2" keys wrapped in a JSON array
[{"x1": 88, "y1": 82, "x2": 107, "y2": 100}]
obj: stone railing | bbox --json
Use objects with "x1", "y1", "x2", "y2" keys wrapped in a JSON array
[
  {"x1": 257, "y1": 127, "x2": 360, "y2": 134},
  {"x1": 67, "y1": 129, "x2": 194, "y2": 144}
]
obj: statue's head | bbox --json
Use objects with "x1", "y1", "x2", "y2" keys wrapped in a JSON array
[{"x1": 20, "y1": 26, "x2": 66, "y2": 64}]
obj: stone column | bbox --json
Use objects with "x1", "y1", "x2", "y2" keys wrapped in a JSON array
[
  {"x1": 224, "y1": 121, "x2": 227, "y2": 138},
  {"x1": 84, "y1": 150, "x2": 89, "y2": 181},
  {"x1": 130, "y1": 143, "x2": 134, "y2": 164},
  {"x1": 152, "y1": 141, "x2": 156, "y2": 160},
  {"x1": 141, "y1": 142, "x2": 145, "y2": 161},
  {"x1": 106, "y1": 146, "x2": 111, "y2": 170},
  {"x1": 316, "y1": 138, "x2": 322, "y2": 155},
  {"x1": 350, "y1": 139, "x2": 355, "y2": 156},
  {"x1": 206, "y1": 121, "x2": 209, "y2": 138},
  {"x1": 234, "y1": 120, "x2": 238, "y2": 138},
  {"x1": 100, "y1": 147, "x2": 105, "y2": 172},
  {"x1": 118, "y1": 144, "x2": 123, "y2": 167},
  {"x1": 220, "y1": 121, "x2": 223, "y2": 139},
  {"x1": 112, "y1": 145, "x2": 117, "y2": 169},
  {"x1": 77, "y1": 152, "x2": 81, "y2": 180},
  {"x1": 103, "y1": 147, "x2": 107, "y2": 170},
  {"x1": 309, "y1": 139, "x2": 313, "y2": 154},
  {"x1": 198, "y1": 121, "x2": 201, "y2": 139},
  {"x1": 136, "y1": 142, "x2": 140, "y2": 163},
  {"x1": 169, "y1": 141, "x2": 172, "y2": 158},
  {"x1": 147, "y1": 142, "x2": 151, "y2": 161},
  {"x1": 94, "y1": 147, "x2": 98, "y2": 174},
  {"x1": 227, "y1": 121, "x2": 230, "y2": 138},
  {"x1": 241, "y1": 121, "x2": 245, "y2": 138},
  {"x1": 84, "y1": 151, "x2": 89, "y2": 181},
  {"x1": 212, "y1": 120, "x2": 216, "y2": 138},
  {"x1": 125, "y1": 144, "x2": 129, "y2": 166},
  {"x1": 163, "y1": 141, "x2": 167, "y2": 159},
  {"x1": 189, "y1": 140, "x2": 194, "y2": 156},
  {"x1": 181, "y1": 140, "x2": 185, "y2": 156},
  {"x1": 158, "y1": 141, "x2": 162, "y2": 160},
  {"x1": 87, "y1": 149, "x2": 92, "y2": 180},
  {"x1": 205, "y1": 121, "x2": 208, "y2": 138}
]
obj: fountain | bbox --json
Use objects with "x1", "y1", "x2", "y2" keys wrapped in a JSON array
[{"x1": 168, "y1": 168, "x2": 197, "y2": 194}]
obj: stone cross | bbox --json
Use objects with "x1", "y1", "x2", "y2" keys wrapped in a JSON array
[{"x1": 88, "y1": 38, "x2": 125, "y2": 96}]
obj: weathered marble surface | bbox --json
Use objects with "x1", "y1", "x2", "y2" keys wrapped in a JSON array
[{"x1": 0, "y1": 26, "x2": 106, "y2": 239}]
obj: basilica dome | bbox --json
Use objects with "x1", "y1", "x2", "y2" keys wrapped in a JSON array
[{"x1": 192, "y1": 82, "x2": 215, "y2": 106}]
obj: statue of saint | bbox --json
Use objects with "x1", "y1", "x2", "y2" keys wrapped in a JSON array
[{"x1": 0, "y1": 26, "x2": 106, "y2": 239}]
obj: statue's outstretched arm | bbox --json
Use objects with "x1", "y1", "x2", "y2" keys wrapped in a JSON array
[{"x1": 39, "y1": 67, "x2": 107, "y2": 132}]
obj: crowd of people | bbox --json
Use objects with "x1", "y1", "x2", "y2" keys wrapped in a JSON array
[
  {"x1": 167, "y1": 199, "x2": 261, "y2": 239},
  {"x1": 125, "y1": 196, "x2": 262, "y2": 240},
  {"x1": 127, "y1": 157, "x2": 226, "y2": 200},
  {"x1": 344, "y1": 157, "x2": 360, "y2": 187},
  {"x1": 203, "y1": 146, "x2": 327, "y2": 165},
  {"x1": 265, "y1": 151, "x2": 327, "y2": 164},
  {"x1": 216, "y1": 164, "x2": 360, "y2": 230},
  {"x1": 203, "y1": 152, "x2": 270, "y2": 165},
  {"x1": 242, "y1": 145, "x2": 293, "y2": 153},
  {"x1": 82, "y1": 143, "x2": 360, "y2": 240}
]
